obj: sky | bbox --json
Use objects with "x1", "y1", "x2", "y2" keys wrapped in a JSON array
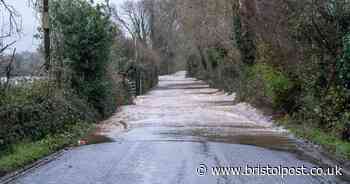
[{"x1": 7, "y1": 0, "x2": 127, "y2": 53}]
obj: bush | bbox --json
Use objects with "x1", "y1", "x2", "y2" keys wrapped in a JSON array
[
  {"x1": 50, "y1": 0, "x2": 118, "y2": 118},
  {"x1": 78, "y1": 77, "x2": 117, "y2": 118},
  {"x1": 240, "y1": 63, "x2": 295, "y2": 111},
  {"x1": 186, "y1": 54, "x2": 201, "y2": 77},
  {"x1": 0, "y1": 82, "x2": 97, "y2": 149}
]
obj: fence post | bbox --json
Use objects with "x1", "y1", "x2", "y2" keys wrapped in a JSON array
[
  {"x1": 139, "y1": 71, "x2": 142, "y2": 95},
  {"x1": 135, "y1": 68, "x2": 140, "y2": 96}
]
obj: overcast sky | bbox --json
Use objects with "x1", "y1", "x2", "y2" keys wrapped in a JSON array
[{"x1": 9, "y1": 0, "x2": 127, "y2": 53}]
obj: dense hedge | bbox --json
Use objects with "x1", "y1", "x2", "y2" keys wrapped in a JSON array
[
  {"x1": 0, "y1": 82, "x2": 97, "y2": 149},
  {"x1": 0, "y1": 76, "x2": 134, "y2": 149}
]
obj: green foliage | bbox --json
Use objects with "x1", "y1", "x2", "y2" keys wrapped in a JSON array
[
  {"x1": 140, "y1": 66, "x2": 159, "y2": 93},
  {"x1": 207, "y1": 47, "x2": 226, "y2": 69},
  {"x1": 0, "y1": 0, "x2": 135, "y2": 150},
  {"x1": 279, "y1": 118, "x2": 350, "y2": 159},
  {"x1": 0, "y1": 81, "x2": 97, "y2": 149},
  {"x1": 205, "y1": 47, "x2": 237, "y2": 90},
  {"x1": 186, "y1": 0, "x2": 350, "y2": 142},
  {"x1": 338, "y1": 33, "x2": 350, "y2": 89},
  {"x1": 78, "y1": 78, "x2": 118, "y2": 117},
  {"x1": 297, "y1": 86, "x2": 350, "y2": 136},
  {"x1": 0, "y1": 0, "x2": 145, "y2": 174},
  {"x1": 232, "y1": 1, "x2": 350, "y2": 141},
  {"x1": 0, "y1": 122, "x2": 93, "y2": 173},
  {"x1": 253, "y1": 64, "x2": 293, "y2": 100},
  {"x1": 0, "y1": 141, "x2": 51, "y2": 171},
  {"x1": 186, "y1": 54, "x2": 200, "y2": 77},
  {"x1": 50, "y1": 0, "x2": 118, "y2": 117},
  {"x1": 304, "y1": 129, "x2": 350, "y2": 159},
  {"x1": 319, "y1": 87, "x2": 349, "y2": 127},
  {"x1": 285, "y1": 1, "x2": 350, "y2": 139},
  {"x1": 233, "y1": 15, "x2": 256, "y2": 65},
  {"x1": 241, "y1": 63, "x2": 294, "y2": 110}
]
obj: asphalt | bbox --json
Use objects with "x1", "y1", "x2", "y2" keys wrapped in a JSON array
[{"x1": 9, "y1": 71, "x2": 348, "y2": 184}]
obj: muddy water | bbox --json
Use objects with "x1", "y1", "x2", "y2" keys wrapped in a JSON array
[
  {"x1": 10, "y1": 71, "x2": 348, "y2": 184},
  {"x1": 0, "y1": 170, "x2": 5, "y2": 178},
  {"x1": 98, "y1": 71, "x2": 347, "y2": 183},
  {"x1": 103, "y1": 71, "x2": 293, "y2": 151},
  {"x1": 84, "y1": 134, "x2": 114, "y2": 145}
]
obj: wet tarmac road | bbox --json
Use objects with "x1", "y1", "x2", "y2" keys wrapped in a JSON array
[{"x1": 10, "y1": 71, "x2": 348, "y2": 184}]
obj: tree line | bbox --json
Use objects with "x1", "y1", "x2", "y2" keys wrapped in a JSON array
[
  {"x1": 1, "y1": 0, "x2": 349, "y2": 159},
  {"x1": 135, "y1": 0, "x2": 350, "y2": 142}
]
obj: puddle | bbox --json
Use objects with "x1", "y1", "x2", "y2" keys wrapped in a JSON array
[
  {"x1": 199, "y1": 133, "x2": 295, "y2": 151},
  {"x1": 0, "y1": 170, "x2": 6, "y2": 177},
  {"x1": 84, "y1": 134, "x2": 114, "y2": 145},
  {"x1": 164, "y1": 126, "x2": 295, "y2": 151},
  {"x1": 112, "y1": 126, "x2": 296, "y2": 152}
]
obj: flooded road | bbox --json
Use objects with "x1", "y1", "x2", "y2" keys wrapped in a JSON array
[{"x1": 10, "y1": 71, "x2": 347, "y2": 184}]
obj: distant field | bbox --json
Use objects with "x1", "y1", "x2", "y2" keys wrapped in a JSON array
[{"x1": 0, "y1": 76, "x2": 44, "y2": 86}]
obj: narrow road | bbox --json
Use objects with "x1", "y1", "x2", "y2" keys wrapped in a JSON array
[{"x1": 11, "y1": 72, "x2": 347, "y2": 184}]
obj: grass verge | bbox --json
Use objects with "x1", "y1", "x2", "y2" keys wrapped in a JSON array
[
  {"x1": 0, "y1": 122, "x2": 94, "y2": 176},
  {"x1": 278, "y1": 119, "x2": 350, "y2": 160}
]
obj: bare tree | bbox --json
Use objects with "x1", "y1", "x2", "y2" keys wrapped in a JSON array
[
  {"x1": 0, "y1": 1, "x2": 22, "y2": 91},
  {"x1": 0, "y1": 0, "x2": 22, "y2": 55},
  {"x1": 112, "y1": 0, "x2": 151, "y2": 46},
  {"x1": 4, "y1": 48, "x2": 16, "y2": 89}
]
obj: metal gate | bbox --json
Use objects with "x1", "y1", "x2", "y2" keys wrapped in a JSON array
[{"x1": 127, "y1": 80, "x2": 137, "y2": 97}]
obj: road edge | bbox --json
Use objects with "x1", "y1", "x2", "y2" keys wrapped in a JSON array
[{"x1": 0, "y1": 149, "x2": 67, "y2": 184}]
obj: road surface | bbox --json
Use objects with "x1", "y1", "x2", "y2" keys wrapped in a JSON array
[{"x1": 10, "y1": 71, "x2": 348, "y2": 184}]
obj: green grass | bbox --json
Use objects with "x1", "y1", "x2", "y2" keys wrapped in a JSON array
[
  {"x1": 0, "y1": 122, "x2": 94, "y2": 175},
  {"x1": 278, "y1": 119, "x2": 350, "y2": 159},
  {"x1": 0, "y1": 140, "x2": 51, "y2": 171}
]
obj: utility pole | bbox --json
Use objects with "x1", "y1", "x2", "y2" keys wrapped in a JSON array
[
  {"x1": 43, "y1": 0, "x2": 50, "y2": 71},
  {"x1": 134, "y1": 36, "x2": 138, "y2": 62}
]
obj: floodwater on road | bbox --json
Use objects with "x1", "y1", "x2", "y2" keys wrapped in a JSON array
[{"x1": 8, "y1": 71, "x2": 348, "y2": 184}]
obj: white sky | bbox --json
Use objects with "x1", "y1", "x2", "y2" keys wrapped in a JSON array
[{"x1": 7, "y1": 0, "x2": 127, "y2": 53}]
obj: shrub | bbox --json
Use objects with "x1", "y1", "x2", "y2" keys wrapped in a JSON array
[
  {"x1": 0, "y1": 81, "x2": 97, "y2": 149},
  {"x1": 50, "y1": 0, "x2": 117, "y2": 118},
  {"x1": 241, "y1": 63, "x2": 295, "y2": 111}
]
